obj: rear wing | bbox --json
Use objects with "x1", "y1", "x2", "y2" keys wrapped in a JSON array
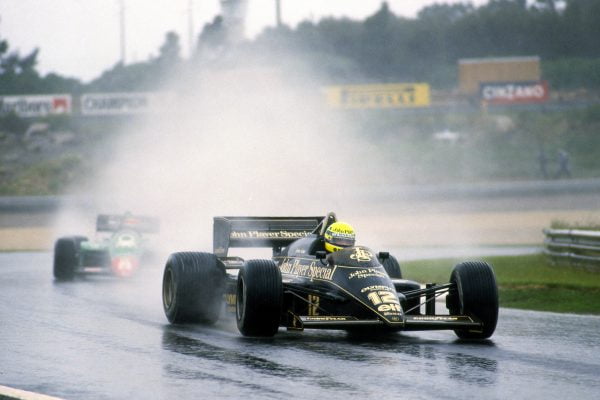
[
  {"x1": 213, "y1": 216, "x2": 324, "y2": 257},
  {"x1": 96, "y1": 214, "x2": 160, "y2": 234}
]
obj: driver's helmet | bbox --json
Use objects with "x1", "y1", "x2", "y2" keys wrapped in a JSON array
[
  {"x1": 114, "y1": 233, "x2": 137, "y2": 249},
  {"x1": 324, "y1": 222, "x2": 356, "y2": 253}
]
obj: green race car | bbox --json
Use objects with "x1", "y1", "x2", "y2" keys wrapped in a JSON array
[{"x1": 53, "y1": 213, "x2": 160, "y2": 280}]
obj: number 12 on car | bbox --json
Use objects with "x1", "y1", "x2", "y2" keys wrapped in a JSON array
[{"x1": 367, "y1": 291, "x2": 401, "y2": 312}]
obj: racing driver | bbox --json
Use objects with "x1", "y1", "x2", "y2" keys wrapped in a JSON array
[{"x1": 323, "y1": 221, "x2": 356, "y2": 253}]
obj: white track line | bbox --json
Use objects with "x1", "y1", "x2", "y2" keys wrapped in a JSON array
[{"x1": 0, "y1": 385, "x2": 64, "y2": 400}]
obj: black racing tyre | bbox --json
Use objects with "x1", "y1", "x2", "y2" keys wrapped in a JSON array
[
  {"x1": 53, "y1": 236, "x2": 82, "y2": 281},
  {"x1": 446, "y1": 261, "x2": 499, "y2": 339},
  {"x1": 236, "y1": 259, "x2": 283, "y2": 337},
  {"x1": 162, "y1": 252, "x2": 226, "y2": 324},
  {"x1": 380, "y1": 254, "x2": 402, "y2": 279}
]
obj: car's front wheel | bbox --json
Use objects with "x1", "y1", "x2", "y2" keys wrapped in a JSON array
[
  {"x1": 380, "y1": 254, "x2": 402, "y2": 279},
  {"x1": 162, "y1": 252, "x2": 226, "y2": 324},
  {"x1": 236, "y1": 259, "x2": 283, "y2": 337},
  {"x1": 446, "y1": 261, "x2": 499, "y2": 339}
]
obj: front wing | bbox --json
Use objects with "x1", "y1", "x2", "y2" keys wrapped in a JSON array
[{"x1": 287, "y1": 314, "x2": 482, "y2": 332}]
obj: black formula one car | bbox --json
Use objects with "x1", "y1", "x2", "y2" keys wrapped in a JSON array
[
  {"x1": 162, "y1": 213, "x2": 499, "y2": 339},
  {"x1": 53, "y1": 213, "x2": 160, "y2": 280}
]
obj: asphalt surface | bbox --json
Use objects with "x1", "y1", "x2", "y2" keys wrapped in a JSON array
[{"x1": 1, "y1": 251, "x2": 599, "y2": 400}]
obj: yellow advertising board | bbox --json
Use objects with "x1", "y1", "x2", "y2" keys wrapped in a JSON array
[{"x1": 324, "y1": 83, "x2": 430, "y2": 109}]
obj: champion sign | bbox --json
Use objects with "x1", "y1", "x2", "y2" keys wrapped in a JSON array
[
  {"x1": 480, "y1": 81, "x2": 549, "y2": 104},
  {"x1": 81, "y1": 92, "x2": 171, "y2": 116},
  {"x1": 0, "y1": 95, "x2": 72, "y2": 117}
]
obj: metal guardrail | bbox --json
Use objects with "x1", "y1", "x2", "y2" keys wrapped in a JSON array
[{"x1": 544, "y1": 229, "x2": 600, "y2": 266}]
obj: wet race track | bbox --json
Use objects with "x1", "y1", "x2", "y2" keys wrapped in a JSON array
[{"x1": 1, "y1": 252, "x2": 600, "y2": 400}]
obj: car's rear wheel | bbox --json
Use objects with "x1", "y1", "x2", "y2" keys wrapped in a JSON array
[
  {"x1": 446, "y1": 261, "x2": 499, "y2": 339},
  {"x1": 53, "y1": 236, "x2": 84, "y2": 281},
  {"x1": 162, "y1": 252, "x2": 226, "y2": 324},
  {"x1": 236, "y1": 259, "x2": 283, "y2": 337},
  {"x1": 379, "y1": 254, "x2": 402, "y2": 279}
]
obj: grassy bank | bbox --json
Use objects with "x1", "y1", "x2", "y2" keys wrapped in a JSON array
[
  {"x1": 2, "y1": 106, "x2": 600, "y2": 196},
  {"x1": 402, "y1": 253, "x2": 600, "y2": 315}
]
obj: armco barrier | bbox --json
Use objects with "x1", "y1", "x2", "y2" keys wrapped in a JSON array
[{"x1": 544, "y1": 229, "x2": 600, "y2": 267}]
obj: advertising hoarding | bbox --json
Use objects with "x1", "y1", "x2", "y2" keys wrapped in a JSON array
[
  {"x1": 81, "y1": 92, "x2": 174, "y2": 116},
  {"x1": 480, "y1": 81, "x2": 549, "y2": 104},
  {"x1": 324, "y1": 83, "x2": 430, "y2": 109},
  {"x1": 0, "y1": 94, "x2": 72, "y2": 117},
  {"x1": 459, "y1": 56, "x2": 540, "y2": 95}
]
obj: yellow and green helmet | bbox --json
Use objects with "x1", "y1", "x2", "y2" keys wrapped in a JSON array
[{"x1": 324, "y1": 221, "x2": 356, "y2": 253}]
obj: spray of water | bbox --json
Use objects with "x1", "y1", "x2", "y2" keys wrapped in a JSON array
[{"x1": 52, "y1": 53, "x2": 397, "y2": 256}]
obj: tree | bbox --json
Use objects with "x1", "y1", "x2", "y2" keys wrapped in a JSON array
[
  {"x1": 0, "y1": 36, "x2": 41, "y2": 94},
  {"x1": 561, "y1": 0, "x2": 600, "y2": 57},
  {"x1": 361, "y1": 2, "x2": 407, "y2": 80},
  {"x1": 87, "y1": 32, "x2": 183, "y2": 91},
  {"x1": 157, "y1": 31, "x2": 181, "y2": 65},
  {"x1": 0, "y1": 33, "x2": 82, "y2": 95},
  {"x1": 195, "y1": 16, "x2": 227, "y2": 59}
]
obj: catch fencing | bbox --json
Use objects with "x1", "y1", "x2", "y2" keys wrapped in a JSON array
[{"x1": 544, "y1": 229, "x2": 600, "y2": 268}]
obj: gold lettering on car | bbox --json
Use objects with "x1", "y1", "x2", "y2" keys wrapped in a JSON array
[
  {"x1": 230, "y1": 230, "x2": 311, "y2": 239},
  {"x1": 361, "y1": 285, "x2": 394, "y2": 293},
  {"x1": 367, "y1": 290, "x2": 402, "y2": 314},
  {"x1": 305, "y1": 316, "x2": 351, "y2": 321},
  {"x1": 412, "y1": 316, "x2": 459, "y2": 321},
  {"x1": 225, "y1": 293, "x2": 236, "y2": 305},
  {"x1": 279, "y1": 258, "x2": 336, "y2": 281},
  {"x1": 224, "y1": 293, "x2": 237, "y2": 312},
  {"x1": 348, "y1": 268, "x2": 387, "y2": 280},
  {"x1": 308, "y1": 294, "x2": 320, "y2": 316}
]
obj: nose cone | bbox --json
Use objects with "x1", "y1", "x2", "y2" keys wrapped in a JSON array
[{"x1": 329, "y1": 247, "x2": 404, "y2": 325}]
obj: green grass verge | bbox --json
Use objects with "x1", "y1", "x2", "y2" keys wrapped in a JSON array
[
  {"x1": 550, "y1": 218, "x2": 600, "y2": 231},
  {"x1": 0, "y1": 154, "x2": 89, "y2": 196},
  {"x1": 402, "y1": 253, "x2": 600, "y2": 315}
]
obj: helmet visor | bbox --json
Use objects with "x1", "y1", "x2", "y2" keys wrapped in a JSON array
[{"x1": 330, "y1": 234, "x2": 355, "y2": 248}]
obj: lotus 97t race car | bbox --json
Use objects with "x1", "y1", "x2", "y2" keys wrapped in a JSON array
[
  {"x1": 162, "y1": 213, "x2": 499, "y2": 339},
  {"x1": 53, "y1": 213, "x2": 160, "y2": 280}
]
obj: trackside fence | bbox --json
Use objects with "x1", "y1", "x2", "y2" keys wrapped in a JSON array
[{"x1": 544, "y1": 229, "x2": 600, "y2": 268}]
